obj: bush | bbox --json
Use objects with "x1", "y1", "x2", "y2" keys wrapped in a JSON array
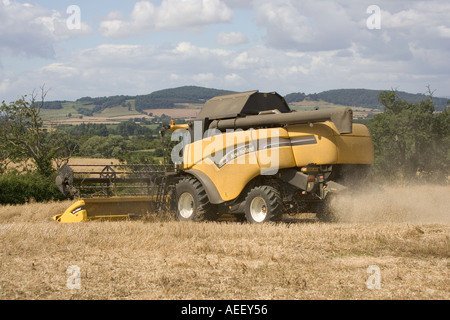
[
  {"x1": 0, "y1": 172, "x2": 66, "y2": 205},
  {"x1": 368, "y1": 91, "x2": 450, "y2": 182},
  {"x1": 77, "y1": 135, "x2": 134, "y2": 159}
]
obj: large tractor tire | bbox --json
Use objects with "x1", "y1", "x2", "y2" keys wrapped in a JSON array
[
  {"x1": 244, "y1": 186, "x2": 283, "y2": 224},
  {"x1": 175, "y1": 177, "x2": 219, "y2": 222}
]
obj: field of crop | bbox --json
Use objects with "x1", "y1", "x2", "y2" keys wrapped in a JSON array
[
  {"x1": 0, "y1": 183, "x2": 448, "y2": 300},
  {"x1": 40, "y1": 100, "x2": 200, "y2": 126},
  {"x1": 40, "y1": 101, "x2": 144, "y2": 124}
]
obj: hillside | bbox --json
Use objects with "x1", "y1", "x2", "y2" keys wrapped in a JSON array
[
  {"x1": 40, "y1": 86, "x2": 449, "y2": 122},
  {"x1": 134, "y1": 86, "x2": 235, "y2": 112},
  {"x1": 40, "y1": 86, "x2": 236, "y2": 122},
  {"x1": 285, "y1": 89, "x2": 449, "y2": 111}
]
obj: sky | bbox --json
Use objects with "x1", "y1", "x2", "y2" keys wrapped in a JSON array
[{"x1": 0, "y1": 0, "x2": 449, "y2": 102}]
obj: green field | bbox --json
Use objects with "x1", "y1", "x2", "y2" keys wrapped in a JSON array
[{"x1": 41, "y1": 100, "x2": 142, "y2": 123}]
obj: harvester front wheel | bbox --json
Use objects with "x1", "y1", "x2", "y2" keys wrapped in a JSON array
[
  {"x1": 175, "y1": 177, "x2": 219, "y2": 222},
  {"x1": 244, "y1": 186, "x2": 283, "y2": 224}
]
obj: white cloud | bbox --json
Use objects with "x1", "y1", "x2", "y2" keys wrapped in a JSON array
[
  {"x1": 226, "y1": 51, "x2": 264, "y2": 70},
  {"x1": 224, "y1": 73, "x2": 247, "y2": 87},
  {"x1": 40, "y1": 63, "x2": 79, "y2": 78},
  {"x1": 252, "y1": 0, "x2": 450, "y2": 63},
  {"x1": 3, "y1": 37, "x2": 450, "y2": 102},
  {"x1": 216, "y1": 31, "x2": 249, "y2": 46},
  {"x1": 253, "y1": 0, "x2": 358, "y2": 51},
  {"x1": 436, "y1": 25, "x2": 450, "y2": 38},
  {"x1": 0, "y1": 1, "x2": 92, "y2": 60},
  {"x1": 2, "y1": 0, "x2": 450, "y2": 102},
  {"x1": 193, "y1": 72, "x2": 215, "y2": 84},
  {"x1": 382, "y1": 9, "x2": 427, "y2": 29},
  {"x1": 100, "y1": 0, "x2": 233, "y2": 38},
  {"x1": 156, "y1": 0, "x2": 233, "y2": 29},
  {"x1": 0, "y1": 77, "x2": 12, "y2": 97}
]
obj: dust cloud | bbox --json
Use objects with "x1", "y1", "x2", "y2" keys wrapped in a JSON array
[{"x1": 329, "y1": 184, "x2": 450, "y2": 224}]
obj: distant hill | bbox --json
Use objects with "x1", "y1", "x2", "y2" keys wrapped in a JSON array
[
  {"x1": 74, "y1": 95, "x2": 134, "y2": 115},
  {"x1": 134, "y1": 86, "x2": 235, "y2": 112},
  {"x1": 285, "y1": 89, "x2": 449, "y2": 111},
  {"x1": 42, "y1": 86, "x2": 449, "y2": 115}
]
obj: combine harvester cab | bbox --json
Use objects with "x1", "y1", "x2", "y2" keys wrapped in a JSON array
[{"x1": 54, "y1": 90, "x2": 374, "y2": 224}]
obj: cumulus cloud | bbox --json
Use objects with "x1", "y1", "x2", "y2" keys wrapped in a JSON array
[
  {"x1": 216, "y1": 31, "x2": 249, "y2": 46},
  {"x1": 0, "y1": 1, "x2": 92, "y2": 60},
  {"x1": 100, "y1": 0, "x2": 233, "y2": 38},
  {"x1": 248, "y1": 0, "x2": 450, "y2": 89},
  {"x1": 2, "y1": 36, "x2": 450, "y2": 102},
  {"x1": 0, "y1": 42, "x2": 232, "y2": 100},
  {"x1": 356, "y1": 2, "x2": 450, "y2": 68},
  {"x1": 2, "y1": 0, "x2": 450, "y2": 102},
  {"x1": 253, "y1": 0, "x2": 359, "y2": 51},
  {"x1": 252, "y1": 0, "x2": 450, "y2": 58},
  {"x1": 225, "y1": 50, "x2": 265, "y2": 70}
]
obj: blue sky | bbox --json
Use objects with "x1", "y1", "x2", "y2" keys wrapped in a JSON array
[{"x1": 1, "y1": 0, "x2": 449, "y2": 102}]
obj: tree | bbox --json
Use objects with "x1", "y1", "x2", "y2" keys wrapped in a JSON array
[
  {"x1": 0, "y1": 87, "x2": 78, "y2": 176},
  {"x1": 78, "y1": 135, "x2": 132, "y2": 159},
  {"x1": 368, "y1": 89, "x2": 449, "y2": 181}
]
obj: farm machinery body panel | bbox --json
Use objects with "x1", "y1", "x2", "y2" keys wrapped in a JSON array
[{"x1": 54, "y1": 90, "x2": 374, "y2": 223}]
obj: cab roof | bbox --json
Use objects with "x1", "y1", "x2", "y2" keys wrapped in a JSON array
[{"x1": 197, "y1": 90, "x2": 291, "y2": 121}]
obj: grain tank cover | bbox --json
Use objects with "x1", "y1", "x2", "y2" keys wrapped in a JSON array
[{"x1": 197, "y1": 90, "x2": 291, "y2": 121}]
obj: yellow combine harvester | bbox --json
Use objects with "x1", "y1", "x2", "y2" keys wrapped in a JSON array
[{"x1": 55, "y1": 90, "x2": 374, "y2": 223}]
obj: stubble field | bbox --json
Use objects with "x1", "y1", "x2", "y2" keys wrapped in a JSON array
[{"x1": 0, "y1": 184, "x2": 448, "y2": 300}]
